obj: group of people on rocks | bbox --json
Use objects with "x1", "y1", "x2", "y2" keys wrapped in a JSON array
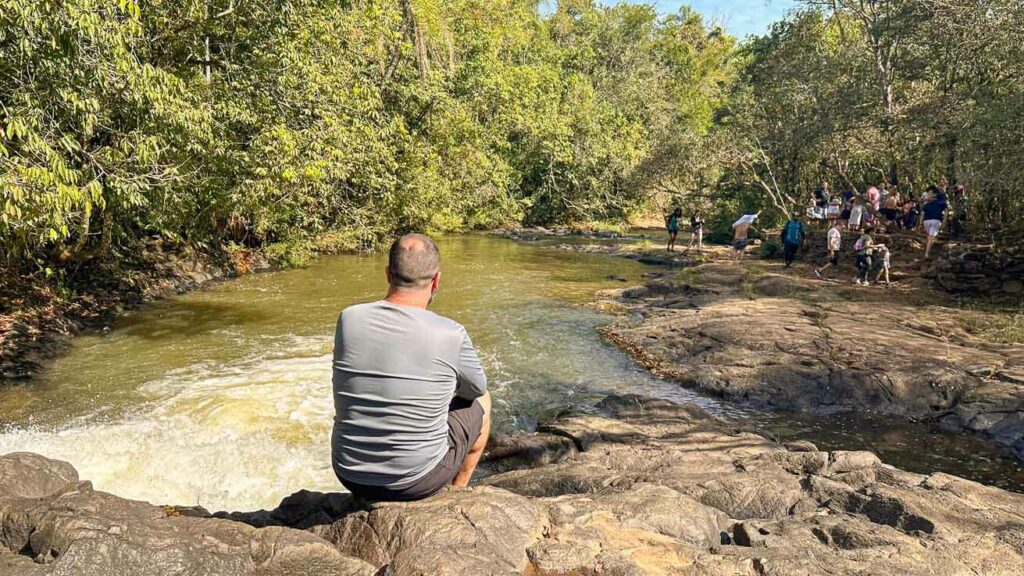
[
  {"x1": 811, "y1": 221, "x2": 891, "y2": 286},
  {"x1": 805, "y1": 179, "x2": 961, "y2": 260},
  {"x1": 664, "y1": 177, "x2": 963, "y2": 285}
]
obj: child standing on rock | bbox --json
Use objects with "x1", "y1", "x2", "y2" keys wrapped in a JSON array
[
  {"x1": 814, "y1": 221, "x2": 842, "y2": 279},
  {"x1": 873, "y1": 244, "x2": 892, "y2": 286}
]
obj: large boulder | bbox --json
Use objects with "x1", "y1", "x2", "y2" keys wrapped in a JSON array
[
  {"x1": 481, "y1": 395, "x2": 1024, "y2": 575},
  {"x1": 312, "y1": 486, "x2": 547, "y2": 576},
  {"x1": 0, "y1": 472, "x2": 373, "y2": 576},
  {"x1": 0, "y1": 453, "x2": 78, "y2": 499}
]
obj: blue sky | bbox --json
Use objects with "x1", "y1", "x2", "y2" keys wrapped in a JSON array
[
  {"x1": 558, "y1": 1, "x2": 799, "y2": 39},
  {"x1": 653, "y1": 1, "x2": 799, "y2": 37}
]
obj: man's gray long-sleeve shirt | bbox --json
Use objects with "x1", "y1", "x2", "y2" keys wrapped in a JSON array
[{"x1": 331, "y1": 301, "x2": 487, "y2": 488}]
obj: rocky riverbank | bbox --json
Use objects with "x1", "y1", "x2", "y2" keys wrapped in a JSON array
[
  {"x1": 496, "y1": 226, "x2": 1024, "y2": 461},
  {"x1": 0, "y1": 243, "x2": 269, "y2": 380},
  {"x1": 598, "y1": 260, "x2": 1024, "y2": 462},
  {"x1": 493, "y1": 226, "x2": 715, "y2": 267},
  {"x1": 4, "y1": 394, "x2": 1024, "y2": 575}
]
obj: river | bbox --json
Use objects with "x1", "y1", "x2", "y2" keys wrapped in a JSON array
[{"x1": 1, "y1": 234, "x2": 1020, "y2": 511}]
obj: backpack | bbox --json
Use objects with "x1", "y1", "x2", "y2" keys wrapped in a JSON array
[{"x1": 783, "y1": 221, "x2": 803, "y2": 245}]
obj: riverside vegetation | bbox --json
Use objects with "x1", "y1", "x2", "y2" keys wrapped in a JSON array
[{"x1": 3, "y1": 0, "x2": 1024, "y2": 372}]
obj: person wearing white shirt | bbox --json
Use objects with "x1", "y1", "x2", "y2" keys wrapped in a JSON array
[{"x1": 814, "y1": 221, "x2": 842, "y2": 279}]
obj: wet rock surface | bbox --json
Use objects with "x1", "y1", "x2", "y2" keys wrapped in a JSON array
[
  {"x1": 5, "y1": 394, "x2": 1024, "y2": 575},
  {"x1": 600, "y1": 261, "x2": 1024, "y2": 461}
]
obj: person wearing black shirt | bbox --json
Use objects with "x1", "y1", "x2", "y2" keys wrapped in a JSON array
[
  {"x1": 687, "y1": 211, "x2": 704, "y2": 252},
  {"x1": 921, "y1": 186, "x2": 948, "y2": 259}
]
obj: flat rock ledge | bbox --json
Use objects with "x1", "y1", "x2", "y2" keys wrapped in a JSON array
[
  {"x1": 600, "y1": 262, "x2": 1024, "y2": 460},
  {"x1": 4, "y1": 395, "x2": 1024, "y2": 575}
]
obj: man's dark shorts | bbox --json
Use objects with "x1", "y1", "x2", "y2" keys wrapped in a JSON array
[{"x1": 340, "y1": 398, "x2": 485, "y2": 501}]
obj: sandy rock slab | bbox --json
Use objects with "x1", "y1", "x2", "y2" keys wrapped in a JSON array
[
  {"x1": 601, "y1": 262, "x2": 1024, "y2": 459},
  {"x1": 4, "y1": 394, "x2": 1024, "y2": 575},
  {"x1": 482, "y1": 395, "x2": 1024, "y2": 575}
]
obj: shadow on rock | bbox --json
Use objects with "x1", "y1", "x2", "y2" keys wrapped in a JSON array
[{"x1": 213, "y1": 489, "x2": 357, "y2": 530}]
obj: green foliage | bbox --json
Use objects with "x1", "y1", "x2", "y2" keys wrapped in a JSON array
[
  {"x1": 5, "y1": 0, "x2": 1020, "y2": 287},
  {"x1": 760, "y1": 238, "x2": 781, "y2": 259},
  {"x1": 262, "y1": 239, "x2": 314, "y2": 269},
  {"x1": 1, "y1": 0, "x2": 212, "y2": 264},
  {"x1": 1, "y1": 0, "x2": 736, "y2": 277},
  {"x1": 715, "y1": 0, "x2": 1024, "y2": 231}
]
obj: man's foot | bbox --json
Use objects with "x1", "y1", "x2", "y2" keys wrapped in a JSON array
[{"x1": 814, "y1": 270, "x2": 822, "y2": 279}]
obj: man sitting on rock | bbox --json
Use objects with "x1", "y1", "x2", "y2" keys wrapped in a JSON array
[{"x1": 331, "y1": 234, "x2": 491, "y2": 501}]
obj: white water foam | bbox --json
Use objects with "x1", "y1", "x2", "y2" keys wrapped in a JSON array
[{"x1": 0, "y1": 339, "x2": 340, "y2": 512}]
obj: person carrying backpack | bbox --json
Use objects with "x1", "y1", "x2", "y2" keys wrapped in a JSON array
[
  {"x1": 853, "y1": 226, "x2": 876, "y2": 285},
  {"x1": 780, "y1": 211, "x2": 807, "y2": 268}
]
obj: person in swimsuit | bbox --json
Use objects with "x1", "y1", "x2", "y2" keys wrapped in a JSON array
[
  {"x1": 848, "y1": 197, "x2": 865, "y2": 231},
  {"x1": 732, "y1": 212, "x2": 759, "y2": 260},
  {"x1": 881, "y1": 190, "x2": 901, "y2": 232}
]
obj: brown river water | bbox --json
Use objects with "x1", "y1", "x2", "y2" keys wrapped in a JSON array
[{"x1": 1, "y1": 234, "x2": 1020, "y2": 511}]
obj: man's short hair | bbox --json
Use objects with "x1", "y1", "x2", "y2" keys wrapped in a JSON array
[{"x1": 388, "y1": 234, "x2": 441, "y2": 289}]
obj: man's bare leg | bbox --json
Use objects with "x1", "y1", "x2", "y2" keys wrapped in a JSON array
[{"x1": 453, "y1": 392, "x2": 491, "y2": 487}]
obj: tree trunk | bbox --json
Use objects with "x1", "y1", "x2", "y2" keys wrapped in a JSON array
[
  {"x1": 945, "y1": 135, "x2": 958, "y2": 184},
  {"x1": 101, "y1": 208, "x2": 114, "y2": 255},
  {"x1": 400, "y1": 0, "x2": 430, "y2": 80}
]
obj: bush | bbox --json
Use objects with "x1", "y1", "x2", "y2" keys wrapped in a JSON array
[
  {"x1": 263, "y1": 239, "x2": 313, "y2": 268},
  {"x1": 760, "y1": 238, "x2": 781, "y2": 258}
]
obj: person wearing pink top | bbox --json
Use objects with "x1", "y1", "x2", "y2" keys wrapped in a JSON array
[{"x1": 865, "y1": 187, "x2": 881, "y2": 223}]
